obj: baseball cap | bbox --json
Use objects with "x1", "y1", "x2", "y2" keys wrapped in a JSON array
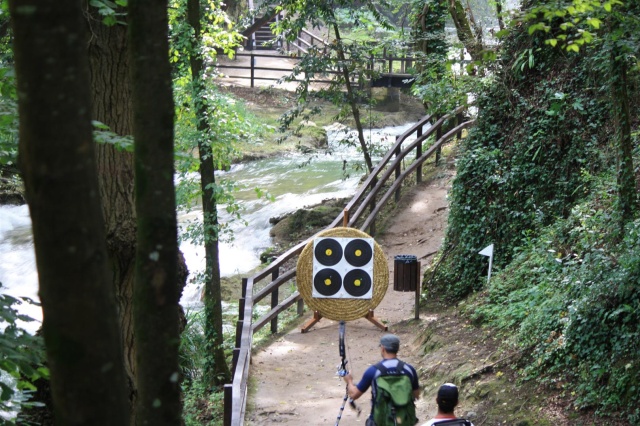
[
  {"x1": 379, "y1": 334, "x2": 400, "y2": 352},
  {"x1": 437, "y1": 383, "x2": 459, "y2": 401}
]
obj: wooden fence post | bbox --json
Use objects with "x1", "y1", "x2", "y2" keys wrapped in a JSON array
[
  {"x1": 394, "y1": 142, "x2": 401, "y2": 203},
  {"x1": 435, "y1": 122, "x2": 442, "y2": 166},
  {"x1": 270, "y1": 268, "x2": 279, "y2": 334},
  {"x1": 416, "y1": 125, "x2": 423, "y2": 184},
  {"x1": 369, "y1": 179, "x2": 377, "y2": 236},
  {"x1": 224, "y1": 384, "x2": 232, "y2": 426},
  {"x1": 457, "y1": 112, "x2": 464, "y2": 140},
  {"x1": 250, "y1": 53, "x2": 255, "y2": 88}
]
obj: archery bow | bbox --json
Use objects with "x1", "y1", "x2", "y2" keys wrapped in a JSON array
[{"x1": 335, "y1": 321, "x2": 361, "y2": 426}]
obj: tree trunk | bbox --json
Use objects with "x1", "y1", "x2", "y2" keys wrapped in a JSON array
[
  {"x1": 495, "y1": 0, "x2": 505, "y2": 31},
  {"x1": 129, "y1": 0, "x2": 183, "y2": 423},
  {"x1": 611, "y1": 47, "x2": 638, "y2": 226},
  {"x1": 331, "y1": 22, "x2": 374, "y2": 174},
  {"x1": 9, "y1": 0, "x2": 129, "y2": 424},
  {"x1": 187, "y1": 0, "x2": 231, "y2": 387},
  {"x1": 86, "y1": 10, "x2": 139, "y2": 417},
  {"x1": 448, "y1": 0, "x2": 483, "y2": 62}
]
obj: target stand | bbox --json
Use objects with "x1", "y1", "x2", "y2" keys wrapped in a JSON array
[{"x1": 296, "y1": 227, "x2": 389, "y2": 333}]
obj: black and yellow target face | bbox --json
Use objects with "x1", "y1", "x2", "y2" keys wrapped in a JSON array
[
  {"x1": 313, "y1": 268, "x2": 342, "y2": 296},
  {"x1": 314, "y1": 238, "x2": 343, "y2": 266},
  {"x1": 296, "y1": 227, "x2": 389, "y2": 322},
  {"x1": 344, "y1": 239, "x2": 373, "y2": 267},
  {"x1": 312, "y1": 237, "x2": 374, "y2": 299}
]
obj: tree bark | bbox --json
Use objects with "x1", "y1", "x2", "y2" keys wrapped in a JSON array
[
  {"x1": 85, "y1": 9, "x2": 139, "y2": 416},
  {"x1": 187, "y1": 0, "x2": 231, "y2": 387},
  {"x1": 448, "y1": 0, "x2": 483, "y2": 62},
  {"x1": 9, "y1": 0, "x2": 129, "y2": 424},
  {"x1": 129, "y1": 0, "x2": 183, "y2": 423}
]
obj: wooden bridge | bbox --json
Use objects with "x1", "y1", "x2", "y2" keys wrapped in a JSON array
[{"x1": 222, "y1": 104, "x2": 475, "y2": 425}]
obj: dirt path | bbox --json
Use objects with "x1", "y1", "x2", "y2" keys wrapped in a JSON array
[{"x1": 246, "y1": 168, "x2": 456, "y2": 425}]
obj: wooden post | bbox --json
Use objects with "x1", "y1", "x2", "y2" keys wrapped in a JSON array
[
  {"x1": 394, "y1": 142, "x2": 401, "y2": 203},
  {"x1": 343, "y1": 208, "x2": 349, "y2": 227},
  {"x1": 297, "y1": 298, "x2": 304, "y2": 316},
  {"x1": 456, "y1": 112, "x2": 464, "y2": 140},
  {"x1": 238, "y1": 297, "x2": 246, "y2": 321},
  {"x1": 224, "y1": 384, "x2": 232, "y2": 426},
  {"x1": 435, "y1": 123, "x2": 442, "y2": 166},
  {"x1": 301, "y1": 311, "x2": 322, "y2": 333},
  {"x1": 415, "y1": 261, "x2": 421, "y2": 320},
  {"x1": 369, "y1": 179, "x2": 377, "y2": 237},
  {"x1": 250, "y1": 53, "x2": 255, "y2": 88},
  {"x1": 416, "y1": 125, "x2": 423, "y2": 184},
  {"x1": 270, "y1": 268, "x2": 279, "y2": 334},
  {"x1": 235, "y1": 320, "x2": 243, "y2": 348},
  {"x1": 241, "y1": 277, "x2": 248, "y2": 298},
  {"x1": 232, "y1": 347, "x2": 240, "y2": 376}
]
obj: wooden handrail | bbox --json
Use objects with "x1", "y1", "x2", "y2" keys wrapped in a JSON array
[{"x1": 224, "y1": 104, "x2": 475, "y2": 426}]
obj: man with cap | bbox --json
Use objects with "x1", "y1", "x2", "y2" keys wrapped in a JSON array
[
  {"x1": 420, "y1": 383, "x2": 474, "y2": 426},
  {"x1": 343, "y1": 334, "x2": 420, "y2": 425}
]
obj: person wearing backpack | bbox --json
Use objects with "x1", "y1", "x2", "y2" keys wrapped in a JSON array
[
  {"x1": 420, "y1": 383, "x2": 474, "y2": 426},
  {"x1": 343, "y1": 334, "x2": 420, "y2": 426}
]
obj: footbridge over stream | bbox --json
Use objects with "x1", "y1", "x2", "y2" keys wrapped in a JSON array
[{"x1": 222, "y1": 104, "x2": 476, "y2": 425}]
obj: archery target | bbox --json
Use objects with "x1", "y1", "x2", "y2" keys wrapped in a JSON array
[
  {"x1": 312, "y1": 237, "x2": 374, "y2": 299},
  {"x1": 296, "y1": 227, "x2": 389, "y2": 322}
]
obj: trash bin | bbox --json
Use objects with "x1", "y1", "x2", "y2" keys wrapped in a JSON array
[{"x1": 393, "y1": 255, "x2": 418, "y2": 292}]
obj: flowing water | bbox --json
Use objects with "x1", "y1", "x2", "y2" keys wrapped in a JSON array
[{"x1": 0, "y1": 122, "x2": 418, "y2": 330}]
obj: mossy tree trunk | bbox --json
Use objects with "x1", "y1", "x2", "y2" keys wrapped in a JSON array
[
  {"x1": 187, "y1": 0, "x2": 231, "y2": 387},
  {"x1": 128, "y1": 0, "x2": 183, "y2": 423},
  {"x1": 448, "y1": 0, "x2": 483, "y2": 62},
  {"x1": 10, "y1": 0, "x2": 129, "y2": 423}
]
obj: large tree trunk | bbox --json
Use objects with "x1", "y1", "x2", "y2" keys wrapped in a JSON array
[
  {"x1": 9, "y1": 0, "x2": 129, "y2": 424},
  {"x1": 448, "y1": 0, "x2": 483, "y2": 62},
  {"x1": 129, "y1": 0, "x2": 183, "y2": 423},
  {"x1": 86, "y1": 10, "x2": 139, "y2": 416},
  {"x1": 187, "y1": 0, "x2": 232, "y2": 387}
]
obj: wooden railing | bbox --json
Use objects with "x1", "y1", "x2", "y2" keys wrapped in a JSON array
[
  {"x1": 215, "y1": 50, "x2": 418, "y2": 88},
  {"x1": 223, "y1": 105, "x2": 475, "y2": 426}
]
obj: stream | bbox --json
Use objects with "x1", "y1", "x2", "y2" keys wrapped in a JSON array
[{"x1": 0, "y1": 122, "x2": 418, "y2": 332}]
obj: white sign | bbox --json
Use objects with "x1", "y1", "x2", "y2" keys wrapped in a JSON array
[{"x1": 478, "y1": 244, "x2": 494, "y2": 284}]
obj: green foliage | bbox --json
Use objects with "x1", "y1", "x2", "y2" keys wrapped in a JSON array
[
  {"x1": 466, "y1": 177, "x2": 640, "y2": 420},
  {"x1": 180, "y1": 311, "x2": 226, "y2": 425},
  {"x1": 0, "y1": 66, "x2": 18, "y2": 166},
  {"x1": 0, "y1": 284, "x2": 47, "y2": 423},
  {"x1": 427, "y1": 23, "x2": 614, "y2": 300},
  {"x1": 89, "y1": 0, "x2": 128, "y2": 26}
]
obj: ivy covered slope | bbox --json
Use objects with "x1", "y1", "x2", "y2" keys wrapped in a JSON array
[{"x1": 427, "y1": 6, "x2": 640, "y2": 422}]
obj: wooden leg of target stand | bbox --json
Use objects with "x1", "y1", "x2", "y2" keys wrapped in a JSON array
[
  {"x1": 301, "y1": 311, "x2": 323, "y2": 333},
  {"x1": 365, "y1": 310, "x2": 388, "y2": 331}
]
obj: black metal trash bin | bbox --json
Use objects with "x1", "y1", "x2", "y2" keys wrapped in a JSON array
[{"x1": 393, "y1": 254, "x2": 418, "y2": 292}]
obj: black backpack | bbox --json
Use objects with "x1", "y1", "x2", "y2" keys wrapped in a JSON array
[{"x1": 371, "y1": 361, "x2": 418, "y2": 426}]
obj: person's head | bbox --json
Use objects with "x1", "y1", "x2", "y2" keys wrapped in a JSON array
[
  {"x1": 436, "y1": 383, "x2": 459, "y2": 414},
  {"x1": 379, "y1": 334, "x2": 400, "y2": 356}
]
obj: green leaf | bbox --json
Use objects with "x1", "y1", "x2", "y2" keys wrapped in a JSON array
[
  {"x1": 586, "y1": 18, "x2": 601, "y2": 29},
  {"x1": 566, "y1": 44, "x2": 580, "y2": 53},
  {"x1": 546, "y1": 39, "x2": 558, "y2": 47},
  {"x1": 603, "y1": 2, "x2": 612, "y2": 12}
]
